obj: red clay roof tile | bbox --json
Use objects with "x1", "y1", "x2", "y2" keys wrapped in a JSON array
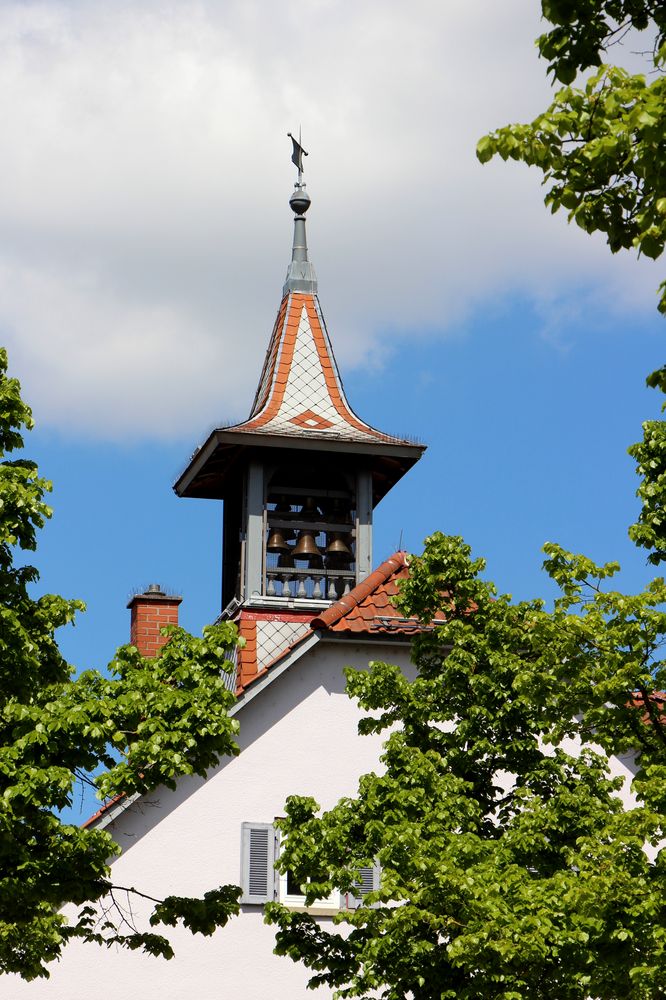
[{"x1": 310, "y1": 552, "x2": 428, "y2": 635}]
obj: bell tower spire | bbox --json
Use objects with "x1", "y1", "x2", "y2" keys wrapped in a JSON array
[{"x1": 174, "y1": 139, "x2": 425, "y2": 616}]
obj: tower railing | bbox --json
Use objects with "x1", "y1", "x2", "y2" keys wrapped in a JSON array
[{"x1": 265, "y1": 566, "x2": 355, "y2": 601}]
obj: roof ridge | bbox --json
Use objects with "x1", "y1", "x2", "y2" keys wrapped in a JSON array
[
  {"x1": 82, "y1": 791, "x2": 125, "y2": 828},
  {"x1": 311, "y1": 551, "x2": 408, "y2": 630}
]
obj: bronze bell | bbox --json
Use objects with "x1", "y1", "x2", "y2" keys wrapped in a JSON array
[
  {"x1": 266, "y1": 529, "x2": 290, "y2": 553},
  {"x1": 293, "y1": 530, "x2": 321, "y2": 560},
  {"x1": 325, "y1": 532, "x2": 353, "y2": 557}
]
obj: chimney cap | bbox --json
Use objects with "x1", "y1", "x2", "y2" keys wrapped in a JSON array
[{"x1": 127, "y1": 584, "x2": 183, "y2": 609}]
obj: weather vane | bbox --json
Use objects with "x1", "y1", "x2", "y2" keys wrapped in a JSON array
[{"x1": 287, "y1": 129, "x2": 308, "y2": 185}]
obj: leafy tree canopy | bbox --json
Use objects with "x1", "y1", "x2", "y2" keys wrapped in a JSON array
[
  {"x1": 267, "y1": 530, "x2": 666, "y2": 999},
  {"x1": 0, "y1": 348, "x2": 243, "y2": 980},
  {"x1": 629, "y1": 366, "x2": 666, "y2": 563},
  {"x1": 477, "y1": 1, "x2": 666, "y2": 311}
]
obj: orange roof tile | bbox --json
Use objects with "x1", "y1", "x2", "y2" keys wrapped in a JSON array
[
  {"x1": 629, "y1": 691, "x2": 666, "y2": 723},
  {"x1": 310, "y1": 552, "x2": 430, "y2": 635},
  {"x1": 82, "y1": 792, "x2": 125, "y2": 829}
]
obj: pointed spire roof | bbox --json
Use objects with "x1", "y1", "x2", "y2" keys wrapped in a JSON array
[
  {"x1": 237, "y1": 291, "x2": 401, "y2": 444},
  {"x1": 230, "y1": 179, "x2": 410, "y2": 446},
  {"x1": 174, "y1": 165, "x2": 425, "y2": 502}
]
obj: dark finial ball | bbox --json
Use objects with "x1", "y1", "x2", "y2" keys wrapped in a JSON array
[{"x1": 290, "y1": 186, "x2": 311, "y2": 216}]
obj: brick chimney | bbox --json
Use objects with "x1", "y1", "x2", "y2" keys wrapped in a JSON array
[{"x1": 127, "y1": 584, "x2": 183, "y2": 657}]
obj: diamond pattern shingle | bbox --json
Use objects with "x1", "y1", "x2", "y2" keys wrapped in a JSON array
[
  {"x1": 256, "y1": 618, "x2": 311, "y2": 670},
  {"x1": 235, "y1": 293, "x2": 412, "y2": 446},
  {"x1": 234, "y1": 608, "x2": 315, "y2": 693}
]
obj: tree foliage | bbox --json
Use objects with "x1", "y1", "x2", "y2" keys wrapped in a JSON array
[
  {"x1": 629, "y1": 366, "x2": 666, "y2": 563},
  {"x1": 0, "y1": 348, "x2": 242, "y2": 980},
  {"x1": 477, "y1": 1, "x2": 666, "y2": 311},
  {"x1": 266, "y1": 531, "x2": 666, "y2": 999}
]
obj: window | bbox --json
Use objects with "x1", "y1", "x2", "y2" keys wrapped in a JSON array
[
  {"x1": 240, "y1": 822, "x2": 380, "y2": 911},
  {"x1": 278, "y1": 861, "x2": 339, "y2": 912}
]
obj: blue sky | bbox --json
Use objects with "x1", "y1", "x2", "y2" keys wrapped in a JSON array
[{"x1": 0, "y1": 1, "x2": 663, "y2": 821}]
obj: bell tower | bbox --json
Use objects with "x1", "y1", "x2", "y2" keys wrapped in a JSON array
[{"x1": 174, "y1": 137, "x2": 424, "y2": 616}]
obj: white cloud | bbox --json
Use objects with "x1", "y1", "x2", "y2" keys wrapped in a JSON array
[{"x1": 0, "y1": 0, "x2": 659, "y2": 440}]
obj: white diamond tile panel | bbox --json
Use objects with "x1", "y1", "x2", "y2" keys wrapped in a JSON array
[
  {"x1": 279, "y1": 307, "x2": 340, "y2": 421},
  {"x1": 261, "y1": 306, "x2": 378, "y2": 441},
  {"x1": 255, "y1": 619, "x2": 311, "y2": 671}
]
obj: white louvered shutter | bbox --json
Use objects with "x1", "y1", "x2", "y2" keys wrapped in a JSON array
[
  {"x1": 343, "y1": 864, "x2": 381, "y2": 909},
  {"x1": 240, "y1": 822, "x2": 275, "y2": 904}
]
